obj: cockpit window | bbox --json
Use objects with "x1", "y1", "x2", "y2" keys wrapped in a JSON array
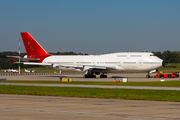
[{"x1": 150, "y1": 54, "x2": 156, "y2": 56}]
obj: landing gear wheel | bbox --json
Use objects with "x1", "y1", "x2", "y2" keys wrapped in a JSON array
[
  {"x1": 84, "y1": 74, "x2": 88, "y2": 78},
  {"x1": 84, "y1": 70, "x2": 97, "y2": 78},
  {"x1": 146, "y1": 71, "x2": 150, "y2": 78},
  {"x1": 100, "y1": 74, "x2": 107, "y2": 78},
  {"x1": 84, "y1": 74, "x2": 96, "y2": 78},
  {"x1": 146, "y1": 75, "x2": 150, "y2": 78}
]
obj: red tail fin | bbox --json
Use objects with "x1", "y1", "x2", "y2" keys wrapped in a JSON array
[
  {"x1": 21, "y1": 32, "x2": 50, "y2": 56},
  {"x1": 21, "y1": 32, "x2": 51, "y2": 62}
]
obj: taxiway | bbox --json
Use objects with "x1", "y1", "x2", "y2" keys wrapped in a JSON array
[
  {"x1": 0, "y1": 94, "x2": 180, "y2": 120},
  {"x1": 0, "y1": 73, "x2": 180, "y2": 120},
  {"x1": 1, "y1": 73, "x2": 180, "y2": 82}
]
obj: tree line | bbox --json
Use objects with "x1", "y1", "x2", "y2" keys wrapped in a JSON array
[
  {"x1": 0, "y1": 51, "x2": 180, "y2": 69},
  {"x1": 152, "y1": 51, "x2": 180, "y2": 66}
]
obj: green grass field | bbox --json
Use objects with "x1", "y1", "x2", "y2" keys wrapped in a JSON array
[
  {"x1": 1, "y1": 80, "x2": 180, "y2": 87},
  {"x1": 0, "y1": 85, "x2": 180, "y2": 102},
  {"x1": 165, "y1": 63, "x2": 180, "y2": 66},
  {"x1": 158, "y1": 63, "x2": 180, "y2": 73}
]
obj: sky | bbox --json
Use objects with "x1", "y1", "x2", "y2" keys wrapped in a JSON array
[{"x1": 0, "y1": 0, "x2": 180, "y2": 54}]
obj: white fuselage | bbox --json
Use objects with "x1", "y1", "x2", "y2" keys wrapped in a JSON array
[{"x1": 42, "y1": 52, "x2": 163, "y2": 73}]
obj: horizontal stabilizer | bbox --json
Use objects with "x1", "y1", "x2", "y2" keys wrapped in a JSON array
[
  {"x1": 7, "y1": 56, "x2": 21, "y2": 59},
  {"x1": 9, "y1": 58, "x2": 19, "y2": 63},
  {"x1": 7, "y1": 56, "x2": 40, "y2": 62},
  {"x1": 23, "y1": 62, "x2": 52, "y2": 66}
]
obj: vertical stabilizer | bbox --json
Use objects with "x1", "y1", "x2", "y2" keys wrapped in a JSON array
[{"x1": 21, "y1": 32, "x2": 50, "y2": 56}]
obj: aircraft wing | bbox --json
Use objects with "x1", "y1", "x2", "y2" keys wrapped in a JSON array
[
  {"x1": 52, "y1": 63, "x2": 117, "y2": 71},
  {"x1": 24, "y1": 62, "x2": 119, "y2": 71},
  {"x1": 24, "y1": 62, "x2": 118, "y2": 71},
  {"x1": 11, "y1": 59, "x2": 121, "y2": 72}
]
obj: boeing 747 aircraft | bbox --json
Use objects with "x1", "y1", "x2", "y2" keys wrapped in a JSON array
[{"x1": 9, "y1": 32, "x2": 163, "y2": 78}]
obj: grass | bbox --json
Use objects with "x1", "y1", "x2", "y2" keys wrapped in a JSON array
[
  {"x1": 166, "y1": 63, "x2": 180, "y2": 66},
  {"x1": 158, "y1": 63, "x2": 180, "y2": 73},
  {"x1": 0, "y1": 85, "x2": 180, "y2": 102},
  {"x1": 158, "y1": 67, "x2": 180, "y2": 73},
  {"x1": 1, "y1": 80, "x2": 180, "y2": 87}
]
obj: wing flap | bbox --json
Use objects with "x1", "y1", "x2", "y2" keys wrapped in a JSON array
[
  {"x1": 53, "y1": 64, "x2": 117, "y2": 71},
  {"x1": 53, "y1": 64, "x2": 83, "y2": 69},
  {"x1": 83, "y1": 65, "x2": 106, "y2": 71}
]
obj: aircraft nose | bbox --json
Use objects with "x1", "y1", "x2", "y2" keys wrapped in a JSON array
[
  {"x1": 152, "y1": 56, "x2": 163, "y2": 69},
  {"x1": 158, "y1": 58, "x2": 163, "y2": 69}
]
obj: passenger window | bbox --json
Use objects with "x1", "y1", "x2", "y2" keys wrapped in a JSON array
[{"x1": 150, "y1": 54, "x2": 156, "y2": 56}]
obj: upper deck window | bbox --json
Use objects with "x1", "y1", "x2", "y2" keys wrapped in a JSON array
[
  {"x1": 150, "y1": 54, "x2": 156, "y2": 56},
  {"x1": 117, "y1": 55, "x2": 127, "y2": 57},
  {"x1": 130, "y1": 55, "x2": 142, "y2": 57}
]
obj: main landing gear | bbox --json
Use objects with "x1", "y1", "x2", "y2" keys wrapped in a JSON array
[
  {"x1": 83, "y1": 71, "x2": 107, "y2": 78},
  {"x1": 84, "y1": 70, "x2": 96, "y2": 78},
  {"x1": 84, "y1": 74, "x2": 96, "y2": 78},
  {"x1": 100, "y1": 73, "x2": 107, "y2": 78}
]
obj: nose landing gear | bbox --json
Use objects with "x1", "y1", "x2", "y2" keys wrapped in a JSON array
[{"x1": 146, "y1": 72, "x2": 150, "y2": 78}]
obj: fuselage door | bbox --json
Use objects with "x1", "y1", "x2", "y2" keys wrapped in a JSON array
[
  {"x1": 139, "y1": 60, "x2": 142, "y2": 66},
  {"x1": 93, "y1": 60, "x2": 96, "y2": 65}
]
